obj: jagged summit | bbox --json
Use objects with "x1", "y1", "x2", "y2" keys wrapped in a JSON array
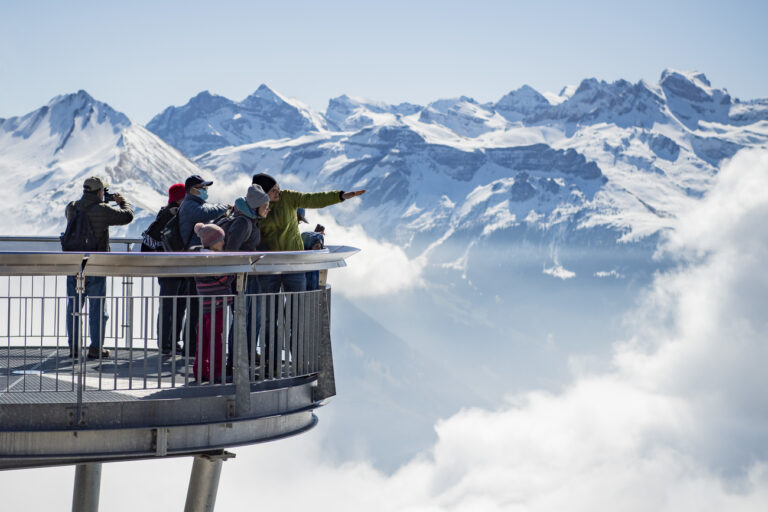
[
  {"x1": 147, "y1": 84, "x2": 325, "y2": 156},
  {"x1": 658, "y1": 69, "x2": 732, "y2": 128},
  {"x1": 0, "y1": 91, "x2": 200, "y2": 237}
]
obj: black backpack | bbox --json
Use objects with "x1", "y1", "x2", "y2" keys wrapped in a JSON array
[
  {"x1": 60, "y1": 204, "x2": 100, "y2": 251},
  {"x1": 141, "y1": 206, "x2": 177, "y2": 252},
  {"x1": 160, "y1": 213, "x2": 186, "y2": 252}
]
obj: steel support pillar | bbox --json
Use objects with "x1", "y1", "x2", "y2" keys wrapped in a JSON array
[
  {"x1": 184, "y1": 451, "x2": 235, "y2": 512},
  {"x1": 72, "y1": 463, "x2": 102, "y2": 512}
]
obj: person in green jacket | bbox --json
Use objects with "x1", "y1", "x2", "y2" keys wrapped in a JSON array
[{"x1": 251, "y1": 173, "x2": 364, "y2": 374}]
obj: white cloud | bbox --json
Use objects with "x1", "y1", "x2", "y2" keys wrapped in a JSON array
[
  {"x1": 4, "y1": 150, "x2": 768, "y2": 511},
  {"x1": 542, "y1": 263, "x2": 576, "y2": 280},
  {"x1": 312, "y1": 212, "x2": 425, "y2": 298},
  {"x1": 209, "y1": 148, "x2": 768, "y2": 511}
]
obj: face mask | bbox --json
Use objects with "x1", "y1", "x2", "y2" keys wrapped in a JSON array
[{"x1": 197, "y1": 189, "x2": 209, "y2": 201}]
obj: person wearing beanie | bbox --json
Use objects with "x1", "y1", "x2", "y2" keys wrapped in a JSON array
[
  {"x1": 219, "y1": 184, "x2": 271, "y2": 371},
  {"x1": 141, "y1": 182, "x2": 188, "y2": 354},
  {"x1": 192, "y1": 222, "x2": 234, "y2": 382}
]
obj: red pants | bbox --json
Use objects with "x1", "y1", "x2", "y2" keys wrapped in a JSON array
[{"x1": 194, "y1": 309, "x2": 224, "y2": 381}]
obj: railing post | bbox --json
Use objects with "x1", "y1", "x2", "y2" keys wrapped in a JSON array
[
  {"x1": 75, "y1": 270, "x2": 86, "y2": 424},
  {"x1": 233, "y1": 273, "x2": 250, "y2": 416},
  {"x1": 72, "y1": 462, "x2": 101, "y2": 512},
  {"x1": 122, "y1": 276, "x2": 134, "y2": 349},
  {"x1": 313, "y1": 287, "x2": 336, "y2": 402}
]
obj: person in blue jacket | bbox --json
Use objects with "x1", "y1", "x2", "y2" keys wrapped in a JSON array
[{"x1": 177, "y1": 175, "x2": 229, "y2": 355}]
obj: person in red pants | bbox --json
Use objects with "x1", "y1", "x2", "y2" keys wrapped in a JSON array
[{"x1": 192, "y1": 223, "x2": 233, "y2": 382}]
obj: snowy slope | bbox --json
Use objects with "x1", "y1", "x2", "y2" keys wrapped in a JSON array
[
  {"x1": 146, "y1": 85, "x2": 326, "y2": 157},
  {"x1": 0, "y1": 91, "x2": 202, "y2": 237},
  {"x1": 190, "y1": 70, "x2": 768, "y2": 272}
]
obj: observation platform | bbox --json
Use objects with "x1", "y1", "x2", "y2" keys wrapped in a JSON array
[{"x1": 0, "y1": 237, "x2": 358, "y2": 509}]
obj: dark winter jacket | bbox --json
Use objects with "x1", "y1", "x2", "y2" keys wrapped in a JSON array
[
  {"x1": 65, "y1": 192, "x2": 134, "y2": 252},
  {"x1": 140, "y1": 204, "x2": 178, "y2": 252},
  {"x1": 178, "y1": 193, "x2": 228, "y2": 249},
  {"x1": 223, "y1": 198, "x2": 262, "y2": 251}
]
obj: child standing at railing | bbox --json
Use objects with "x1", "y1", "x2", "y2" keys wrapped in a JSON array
[{"x1": 192, "y1": 223, "x2": 234, "y2": 382}]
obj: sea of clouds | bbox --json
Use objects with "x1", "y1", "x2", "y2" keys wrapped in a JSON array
[{"x1": 2, "y1": 149, "x2": 767, "y2": 511}]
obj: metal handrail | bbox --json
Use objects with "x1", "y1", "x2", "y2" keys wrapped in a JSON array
[
  {"x1": 0, "y1": 240, "x2": 351, "y2": 416},
  {"x1": 0, "y1": 246, "x2": 360, "y2": 276}
]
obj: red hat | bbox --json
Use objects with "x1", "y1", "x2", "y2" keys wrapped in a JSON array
[{"x1": 168, "y1": 183, "x2": 185, "y2": 204}]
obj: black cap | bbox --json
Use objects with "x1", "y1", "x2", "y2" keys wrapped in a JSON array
[{"x1": 185, "y1": 175, "x2": 213, "y2": 191}]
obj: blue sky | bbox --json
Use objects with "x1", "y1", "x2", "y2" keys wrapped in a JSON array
[{"x1": 1, "y1": 0, "x2": 767, "y2": 123}]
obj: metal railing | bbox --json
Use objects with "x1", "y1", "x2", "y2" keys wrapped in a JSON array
[{"x1": 0, "y1": 237, "x2": 357, "y2": 416}]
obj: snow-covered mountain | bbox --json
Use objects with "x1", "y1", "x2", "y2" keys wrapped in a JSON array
[
  {"x1": 146, "y1": 85, "x2": 326, "y2": 157},
  {"x1": 325, "y1": 95, "x2": 422, "y2": 132},
  {"x1": 189, "y1": 70, "x2": 768, "y2": 273},
  {"x1": 0, "y1": 90, "x2": 201, "y2": 237},
  {"x1": 3, "y1": 70, "x2": 767, "y2": 267}
]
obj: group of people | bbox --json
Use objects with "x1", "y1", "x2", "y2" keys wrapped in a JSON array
[{"x1": 63, "y1": 172, "x2": 365, "y2": 381}]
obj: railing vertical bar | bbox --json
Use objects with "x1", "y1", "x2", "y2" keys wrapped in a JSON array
[
  {"x1": 143, "y1": 296, "x2": 149, "y2": 390},
  {"x1": 209, "y1": 298, "x2": 216, "y2": 385},
  {"x1": 277, "y1": 292, "x2": 285, "y2": 379},
  {"x1": 97, "y1": 297, "x2": 104, "y2": 390},
  {"x1": 222, "y1": 299, "x2": 229, "y2": 386},
  {"x1": 22, "y1": 296, "x2": 27, "y2": 392},
  {"x1": 268, "y1": 293, "x2": 275, "y2": 380},
  {"x1": 171, "y1": 295, "x2": 177, "y2": 388},
  {"x1": 112, "y1": 295, "x2": 119, "y2": 391},
  {"x1": 5, "y1": 291, "x2": 9, "y2": 392},
  {"x1": 297, "y1": 292, "x2": 305, "y2": 375},
  {"x1": 249, "y1": 292, "x2": 256, "y2": 381},
  {"x1": 54, "y1": 294, "x2": 60, "y2": 391},
  {"x1": 197, "y1": 296, "x2": 203, "y2": 385},
  {"x1": 39, "y1": 281, "x2": 45, "y2": 392},
  {"x1": 285, "y1": 293, "x2": 292, "y2": 377},
  {"x1": 312, "y1": 290, "x2": 319, "y2": 372},
  {"x1": 157, "y1": 293, "x2": 163, "y2": 389},
  {"x1": 258, "y1": 292, "x2": 265, "y2": 382},
  {"x1": 128, "y1": 293, "x2": 133, "y2": 390},
  {"x1": 184, "y1": 295, "x2": 190, "y2": 386}
]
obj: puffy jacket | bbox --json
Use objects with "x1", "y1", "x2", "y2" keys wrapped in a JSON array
[
  {"x1": 178, "y1": 193, "x2": 228, "y2": 249},
  {"x1": 258, "y1": 190, "x2": 342, "y2": 251},
  {"x1": 65, "y1": 192, "x2": 134, "y2": 252},
  {"x1": 223, "y1": 201, "x2": 262, "y2": 252}
]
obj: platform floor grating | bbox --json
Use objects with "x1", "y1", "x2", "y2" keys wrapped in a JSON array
[{"x1": 0, "y1": 346, "x2": 242, "y2": 403}]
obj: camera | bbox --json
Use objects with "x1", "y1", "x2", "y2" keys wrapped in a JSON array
[{"x1": 103, "y1": 189, "x2": 116, "y2": 202}]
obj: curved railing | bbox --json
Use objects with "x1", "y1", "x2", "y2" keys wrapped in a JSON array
[{"x1": 0, "y1": 237, "x2": 358, "y2": 463}]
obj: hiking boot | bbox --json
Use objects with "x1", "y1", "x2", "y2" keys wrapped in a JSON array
[{"x1": 87, "y1": 347, "x2": 110, "y2": 359}]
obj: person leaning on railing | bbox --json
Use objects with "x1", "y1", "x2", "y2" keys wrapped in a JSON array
[{"x1": 64, "y1": 176, "x2": 134, "y2": 359}]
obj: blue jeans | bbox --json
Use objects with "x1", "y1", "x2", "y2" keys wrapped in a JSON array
[
  {"x1": 257, "y1": 273, "x2": 306, "y2": 369},
  {"x1": 66, "y1": 276, "x2": 108, "y2": 350},
  {"x1": 258, "y1": 272, "x2": 307, "y2": 294}
]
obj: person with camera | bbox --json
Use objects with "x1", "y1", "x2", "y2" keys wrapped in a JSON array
[{"x1": 63, "y1": 176, "x2": 134, "y2": 359}]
